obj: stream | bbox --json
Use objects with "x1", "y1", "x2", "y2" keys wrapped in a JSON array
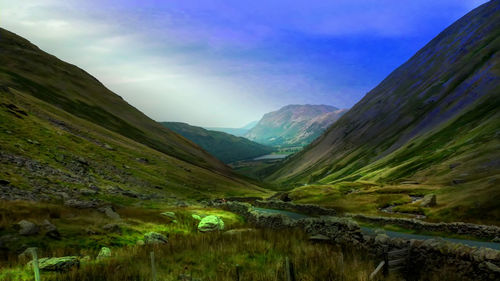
[{"x1": 254, "y1": 207, "x2": 500, "y2": 250}]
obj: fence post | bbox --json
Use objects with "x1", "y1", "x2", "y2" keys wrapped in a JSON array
[
  {"x1": 285, "y1": 256, "x2": 295, "y2": 281},
  {"x1": 235, "y1": 264, "x2": 241, "y2": 281},
  {"x1": 150, "y1": 251, "x2": 157, "y2": 281},
  {"x1": 31, "y1": 248, "x2": 41, "y2": 281}
]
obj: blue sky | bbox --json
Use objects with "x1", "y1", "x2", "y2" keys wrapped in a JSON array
[{"x1": 0, "y1": 0, "x2": 488, "y2": 127}]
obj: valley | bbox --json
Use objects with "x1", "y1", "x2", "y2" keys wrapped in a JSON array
[{"x1": 1, "y1": 1, "x2": 500, "y2": 280}]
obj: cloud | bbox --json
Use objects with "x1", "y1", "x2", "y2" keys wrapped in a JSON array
[{"x1": 0, "y1": 0, "x2": 489, "y2": 127}]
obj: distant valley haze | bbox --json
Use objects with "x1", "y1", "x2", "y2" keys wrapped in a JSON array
[{"x1": 0, "y1": 0, "x2": 489, "y2": 127}]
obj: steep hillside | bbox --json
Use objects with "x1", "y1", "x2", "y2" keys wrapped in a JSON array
[
  {"x1": 267, "y1": 1, "x2": 500, "y2": 185},
  {"x1": 0, "y1": 28, "x2": 268, "y2": 201},
  {"x1": 265, "y1": 1, "x2": 500, "y2": 222},
  {"x1": 245, "y1": 105, "x2": 347, "y2": 147},
  {"x1": 0, "y1": 28, "x2": 229, "y2": 174},
  {"x1": 161, "y1": 122, "x2": 274, "y2": 163}
]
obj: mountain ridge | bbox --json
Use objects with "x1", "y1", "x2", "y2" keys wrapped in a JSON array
[
  {"x1": 245, "y1": 104, "x2": 347, "y2": 147},
  {"x1": 161, "y1": 121, "x2": 274, "y2": 163}
]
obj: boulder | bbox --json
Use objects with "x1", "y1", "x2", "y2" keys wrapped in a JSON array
[
  {"x1": 80, "y1": 256, "x2": 91, "y2": 263},
  {"x1": 97, "y1": 247, "x2": 111, "y2": 259},
  {"x1": 492, "y1": 237, "x2": 500, "y2": 243},
  {"x1": 17, "y1": 220, "x2": 39, "y2": 236},
  {"x1": 42, "y1": 220, "x2": 60, "y2": 240},
  {"x1": 420, "y1": 194, "x2": 437, "y2": 207},
  {"x1": 136, "y1": 240, "x2": 145, "y2": 246},
  {"x1": 144, "y1": 232, "x2": 168, "y2": 244},
  {"x1": 191, "y1": 214, "x2": 202, "y2": 221},
  {"x1": 198, "y1": 215, "x2": 225, "y2": 232},
  {"x1": 18, "y1": 247, "x2": 37, "y2": 263},
  {"x1": 161, "y1": 212, "x2": 176, "y2": 219},
  {"x1": 102, "y1": 223, "x2": 121, "y2": 234},
  {"x1": 28, "y1": 256, "x2": 80, "y2": 272},
  {"x1": 485, "y1": 261, "x2": 500, "y2": 273},
  {"x1": 99, "y1": 206, "x2": 120, "y2": 219}
]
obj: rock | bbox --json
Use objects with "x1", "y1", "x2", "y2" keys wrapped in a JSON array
[
  {"x1": 198, "y1": 215, "x2": 224, "y2": 232},
  {"x1": 42, "y1": 220, "x2": 60, "y2": 240},
  {"x1": 80, "y1": 256, "x2": 91, "y2": 263},
  {"x1": 161, "y1": 212, "x2": 176, "y2": 219},
  {"x1": 308, "y1": 234, "x2": 331, "y2": 242},
  {"x1": 80, "y1": 189, "x2": 97, "y2": 196},
  {"x1": 375, "y1": 234, "x2": 390, "y2": 244},
  {"x1": 223, "y1": 228, "x2": 256, "y2": 236},
  {"x1": 191, "y1": 214, "x2": 202, "y2": 221},
  {"x1": 64, "y1": 199, "x2": 98, "y2": 209},
  {"x1": 99, "y1": 206, "x2": 120, "y2": 219},
  {"x1": 144, "y1": 232, "x2": 168, "y2": 244},
  {"x1": 420, "y1": 194, "x2": 437, "y2": 207},
  {"x1": 18, "y1": 247, "x2": 37, "y2": 263},
  {"x1": 103, "y1": 143, "x2": 114, "y2": 150},
  {"x1": 492, "y1": 237, "x2": 500, "y2": 243},
  {"x1": 485, "y1": 261, "x2": 500, "y2": 273},
  {"x1": 135, "y1": 157, "x2": 149, "y2": 163},
  {"x1": 0, "y1": 179, "x2": 10, "y2": 185},
  {"x1": 17, "y1": 220, "x2": 39, "y2": 236},
  {"x1": 136, "y1": 240, "x2": 145, "y2": 246},
  {"x1": 97, "y1": 247, "x2": 111, "y2": 259},
  {"x1": 102, "y1": 224, "x2": 121, "y2": 234},
  {"x1": 28, "y1": 256, "x2": 80, "y2": 272},
  {"x1": 374, "y1": 228, "x2": 386, "y2": 235}
]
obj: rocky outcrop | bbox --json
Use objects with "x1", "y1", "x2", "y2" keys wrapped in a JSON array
[{"x1": 352, "y1": 214, "x2": 500, "y2": 240}]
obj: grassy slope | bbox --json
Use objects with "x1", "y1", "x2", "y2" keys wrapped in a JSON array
[
  {"x1": 161, "y1": 122, "x2": 274, "y2": 163},
  {"x1": 0, "y1": 27, "x2": 228, "y2": 174},
  {"x1": 265, "y1": 1, "x2": 500, "y2": 223},
  {"x1": 0, "y1": 89, "x2": 268, "y2": 200}
]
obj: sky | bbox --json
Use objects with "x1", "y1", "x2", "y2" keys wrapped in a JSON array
[{"x1": 0, "y1": 0, "x2": 488, "y2": 127}]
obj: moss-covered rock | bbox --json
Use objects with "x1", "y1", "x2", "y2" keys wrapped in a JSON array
[
  {"x1": 161, "y1": 211, "x2": 176, "y2": 219},
  {"x1": 198, "y1": 215, "x2": 224, "y2": 232},
  {"x1": 28, "y1": 256, "x2": 79, "y2": 272},
  {"x1": 191, "y1": 214, "x2": 202, "y2": 221},
  {"x1": 144, "y1": 232, "x2": 168, "y2": 244},
  {"x1": 97, "y1": 247, "x2": 111, "y2": 259}
]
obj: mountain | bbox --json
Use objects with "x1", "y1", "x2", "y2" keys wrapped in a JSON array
[
  {"x1": 266, "y1": 1, "x2": 500, "y2": 220},
  {"x1": 0, "y1": 28, "x2": 268, "y2": 200},
  {"x1": 206, "y1": 120, "x2": 258, "y2": 137},
  {"x1": 161, "y1": 122, "x2": 274, "y2": 163},
  {"x1": 244, "y1": 104, "x2": 347, "y2": 147}
]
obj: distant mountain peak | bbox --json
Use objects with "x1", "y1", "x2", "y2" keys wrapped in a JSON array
[{"x1": 245, "y1": 104, "x2": 347, "y2": 147}]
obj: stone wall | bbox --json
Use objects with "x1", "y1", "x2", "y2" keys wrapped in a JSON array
[
  {"x1": 352, "y1": 214, "x2": 500, "y2": 240},
  {"x1": 214, "y1": 201, "x2": 500, "y2": 280}
]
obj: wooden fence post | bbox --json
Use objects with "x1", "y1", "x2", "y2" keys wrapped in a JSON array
[
  {"x1": 235, "y1": 264, "x2": 241, "y2": 281},
  {"x1": 150, "y1": 251, "x2": 157, "y2": 281},
  {"x1": 369, "y1": 261, "x2": 385, "y2": 280},
  {"x1": 31, "y1": 248, "x2": 41, "y2": 281},
  {"x1": 285, "y1": 256, "x2": 295, "y2": 281}
]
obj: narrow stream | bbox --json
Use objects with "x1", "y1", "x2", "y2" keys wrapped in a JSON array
[{"x1": 254, "y1": 207, "x2": 500, "y2": 250}]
